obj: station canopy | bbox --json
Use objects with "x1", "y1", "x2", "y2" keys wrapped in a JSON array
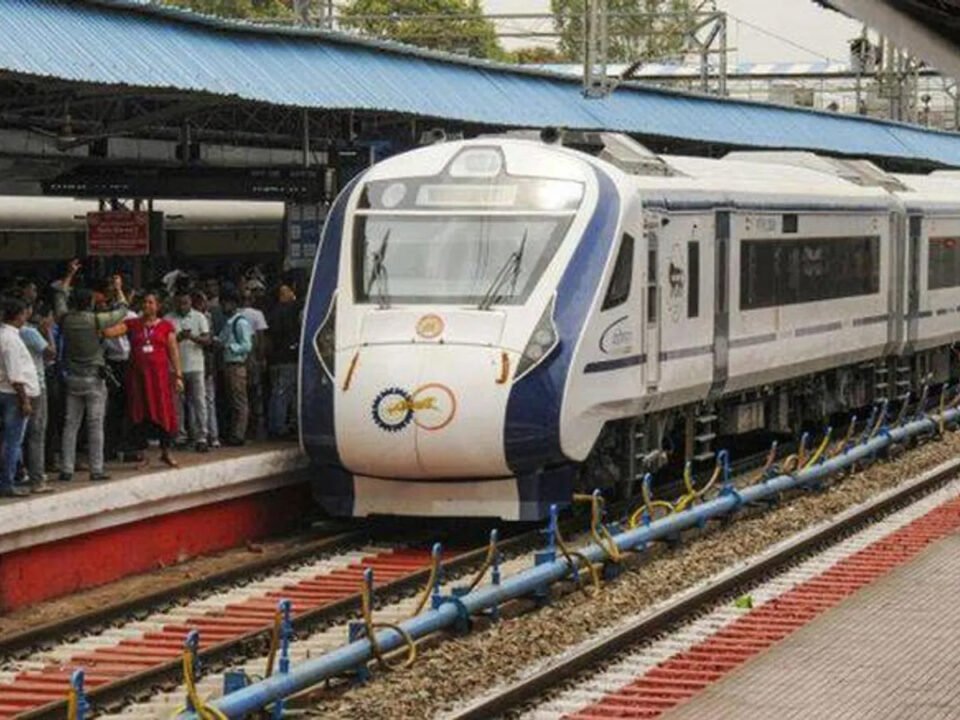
[
  {"x1": 817, "y1": 1, "x2": 960, "y2": 83},
  {"x1": 3, "y1": 0, "x2": 960, "y2": 199}
]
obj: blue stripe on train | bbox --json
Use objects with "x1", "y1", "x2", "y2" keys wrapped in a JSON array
[
  {"x1": 300, "y1": 173, "x2": 364, "y2": 475},
  {"x1": 503, "y1": 167, "x2": 621, "y2": 475}
]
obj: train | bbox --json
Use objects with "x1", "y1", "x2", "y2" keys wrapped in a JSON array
[
  {"x1": 0, "y1": 196, "x2": 285, "y2": 277},
  {"x1": 299, "y1": 131, "x2": 960, "y2": 521}
]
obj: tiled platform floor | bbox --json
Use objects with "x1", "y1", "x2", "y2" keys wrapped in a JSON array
[{"x1": 664, "y1": 532, "x2": 960, "y2": 719}]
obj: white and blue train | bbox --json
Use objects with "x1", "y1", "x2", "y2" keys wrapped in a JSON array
[{"x1": 300, "y1": 132, "x2": 960, "y2": 520}]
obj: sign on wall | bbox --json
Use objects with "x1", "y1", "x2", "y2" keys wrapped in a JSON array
[
  {"x1": 285, "y1": 203, "x2": 327, "y2": 269},
  {"x1": 87, "y1": 211, "x2": 151, "y2": 256}
]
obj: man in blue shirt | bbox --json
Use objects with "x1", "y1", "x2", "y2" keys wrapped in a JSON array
[{"x1": 214, "y1": 289, "x2": 253, "y2": 446}]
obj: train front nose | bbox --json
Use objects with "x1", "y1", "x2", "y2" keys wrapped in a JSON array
[{"x1": 335, "y1": 316, "x2": 513, "y2": 480}]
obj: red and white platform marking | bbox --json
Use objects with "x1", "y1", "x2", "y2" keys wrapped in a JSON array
[{"x1": 521, "y1": 475, "x2": 960, "y2": 720}]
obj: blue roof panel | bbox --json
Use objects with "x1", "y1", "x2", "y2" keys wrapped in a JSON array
[{"x1": 3, "y1": 0, "x2": 960, "y2": 165}]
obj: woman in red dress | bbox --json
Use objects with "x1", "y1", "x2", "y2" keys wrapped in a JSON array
[{"x1": 126, "y1": 293, "x2": 185, "y2": 468}]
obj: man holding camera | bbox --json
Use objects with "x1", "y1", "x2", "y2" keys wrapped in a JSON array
[{"x1": 54, "y1": 260, "x2": 129, "y2": 482}]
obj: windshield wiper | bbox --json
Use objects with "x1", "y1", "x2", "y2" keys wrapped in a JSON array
[
  {"x1": 478, "y1": 230, "x2": 527, "y2": 311},
  {"x1": 367, "y1": 229, "x2": 391, "y2": 309}
]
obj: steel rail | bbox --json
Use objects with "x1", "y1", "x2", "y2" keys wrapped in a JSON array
[
  {"x1": 446, "y1": 454, "x2": 960, "y2": 719},
  {"x1": 0, "y1": 527, "x2": 366, "y2": 659},
  {"x1": 186, "y1": 409, "x2": 957, "y2": 720}
]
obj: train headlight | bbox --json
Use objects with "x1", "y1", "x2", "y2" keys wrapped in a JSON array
[
  {"x1": 515, "y1": 296, "x2": 559, "y2": 382},
  {"x1": 313, "y1": 295, "x2": 337, "y2": 380}
]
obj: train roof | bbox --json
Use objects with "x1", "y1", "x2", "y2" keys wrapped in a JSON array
[
  {"x1": 626, "y1": 153, "x2": 895, "y2": 212},
  {"x1": 488, "y1": 133, "x2": 897, "y2": 210},
  {"x1": 891, "y1": 172, "x2": 960, "y2": 213}
]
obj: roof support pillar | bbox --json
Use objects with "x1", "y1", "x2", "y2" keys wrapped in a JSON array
[{"x1": 302, "y1": 108, "x2": 310, "y2": 169}]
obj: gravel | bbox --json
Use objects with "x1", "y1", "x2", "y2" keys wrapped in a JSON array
[{"x1": 307, "y1": 432, "x2": 960, "y2": 720}]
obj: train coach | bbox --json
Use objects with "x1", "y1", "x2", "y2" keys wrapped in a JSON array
[{"x1": 299, "y1": 132, "x2": 960, "y2": 520}]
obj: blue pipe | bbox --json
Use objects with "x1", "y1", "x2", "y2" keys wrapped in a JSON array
[{"x1": 181, "y1": 408, "x2": 956, "y2": 719}]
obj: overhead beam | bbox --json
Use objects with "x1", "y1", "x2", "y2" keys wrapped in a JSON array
[{"x1": 58, "y1": 98, "x2": 219, "y2": 150}]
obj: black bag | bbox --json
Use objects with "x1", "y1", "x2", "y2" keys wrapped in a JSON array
[{"x1": 101, "y1": 363, "x2": 122, "y2": 391}]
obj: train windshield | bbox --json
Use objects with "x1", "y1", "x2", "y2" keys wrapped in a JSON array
[{"x1": 352, "y1": 176, "x2": 584, "y2": 306}]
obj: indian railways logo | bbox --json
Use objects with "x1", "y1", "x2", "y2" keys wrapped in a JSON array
[
  {"x1": 371, "y1": 384, "x2": 457, "y2": 432},
  {"x1": 372, "y1": 387, "x2": 414, "y2": 432},
  {"x1": 416, "y1": 314, "x2": 445, "y2": 339}
]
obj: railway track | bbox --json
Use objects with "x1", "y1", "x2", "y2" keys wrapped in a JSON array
[
  {"x1": 1, "y1": 407, "x2": 944, "y2": 719},
  {"x1": 0, "y1": 504, "x2": 614, "y2": 719},
  {"x1": 0, "y1": 526, "x2": 366, "y2": 660},
  {"x1": 444, "y1": 457, "x2": 960, "y2": 720},
  {"x1": 0, "y1": 535, "x2": 403, "y2": 720},
  {"x1": 5, "y1": 541, "x2": 449, "y2": 719}
]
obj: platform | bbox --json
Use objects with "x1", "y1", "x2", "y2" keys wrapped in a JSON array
[
  {"x1": 0, "y1": 443, "x2": 311, "y2": 612},
  {"x1": 664, "y1": 525, "x2": 960, "y2": 718}
]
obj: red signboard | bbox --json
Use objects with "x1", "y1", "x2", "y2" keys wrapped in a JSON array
[{"x1": 87, "y1": 211, "x2": 150, "y2": 256}]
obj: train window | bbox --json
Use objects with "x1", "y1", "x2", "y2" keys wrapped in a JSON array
[
  {"x1": 602, "y1": 233, "x2": 634, "y2": 310},
  {"x1": 782, "y1": 214, "x2": 799, "y2": 234},
  {"x1": 647, "y1": 245, "x2": 658, "y2": 325},
  {"x1": 740, "y1": 236, "x2": 880, "y2": 309},
  {"x1": 688, "y1": 242, "x2": 700, "y2": 318},
  {"x1": 928, "y1": 237, "x2": 960, "y2": 289},
  {"x1": 353, "y1": 214, "x2": 574, "y2": 305}
]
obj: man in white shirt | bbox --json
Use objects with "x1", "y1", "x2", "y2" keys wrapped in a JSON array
[
  {"x1": 0, "y1": 298, "x2": 40, "y2": 497},
  {"x1": 166, "y1": 290, "x2": 211, "y2": 452}
]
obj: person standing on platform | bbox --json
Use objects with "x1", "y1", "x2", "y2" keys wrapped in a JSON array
[
  {"x1": 55, "y1": 261, "x2": 129, "y2": 482},
  {"x1": 267, "y1": 283, "x2": 300, "y2": 439},
  {"x1": 192, "y1": 290, "x2": 220, "y2": 449},
  {"x1": 126, "y1": 292, "x2": 184, "y2": 468},
  {"x1": 44, "y1": 307, "x2": 64, "y2": 473},
  {"x1": 239, "y1": 286, "x2": 269, "y2": 440},
  {"x1": 101, "y1": 277, "x2": 137, "y2": 463},
  {"x1": 166, "y1": 290, "x2": 210, "y2": 452},
  {"x1": 0, "y1": 298, "x2": 39, "y2": 497},
  {"x1": 19, "y1": 303, "x2": 54, "y2": 493},
  {"x1": 215, "y1": 290, "x2": 253, "y2": 446},
  {"x1": 204, "y1": 277, "x2": 226, "y2": 338}
]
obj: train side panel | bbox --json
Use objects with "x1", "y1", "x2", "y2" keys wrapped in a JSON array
[{"x1": 724, "y1": 209, "x2": 893, "y2": 394}]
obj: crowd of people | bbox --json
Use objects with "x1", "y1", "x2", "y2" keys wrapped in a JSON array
[{"x1": 0, "y1": 260, "x2": 304, "y2": 497}]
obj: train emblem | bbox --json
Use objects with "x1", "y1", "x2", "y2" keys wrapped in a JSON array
[
  {"x1": 416, "y1": 314, "x2": 445, "y2": 339},
  {"x1": 372, "y1": 384, "x2": 457, "y2": 432}
]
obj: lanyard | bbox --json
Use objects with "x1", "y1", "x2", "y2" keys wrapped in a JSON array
[{"x1": 143, "y1": 320, "x2": 158, "y2": 347}]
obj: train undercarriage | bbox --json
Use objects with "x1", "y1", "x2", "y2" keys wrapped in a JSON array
[{"x1": 582, "y1": 343, "x2": 960, "y2": 498}]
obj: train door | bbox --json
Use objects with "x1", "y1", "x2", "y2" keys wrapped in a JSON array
[
  {"x1": 644, "y1": 214, "x2": 662, "y2": 389},
  {"x1": 907, "y1": 214, "x2": 923, "y2": 351},
  {"x1": 710, "y1": 210, "x2": 731, "y2": 397}
]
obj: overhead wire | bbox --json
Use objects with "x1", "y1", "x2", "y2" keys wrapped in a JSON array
[{"x1": 727, "y1": 13, "x2": 847, "y2": 64}]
